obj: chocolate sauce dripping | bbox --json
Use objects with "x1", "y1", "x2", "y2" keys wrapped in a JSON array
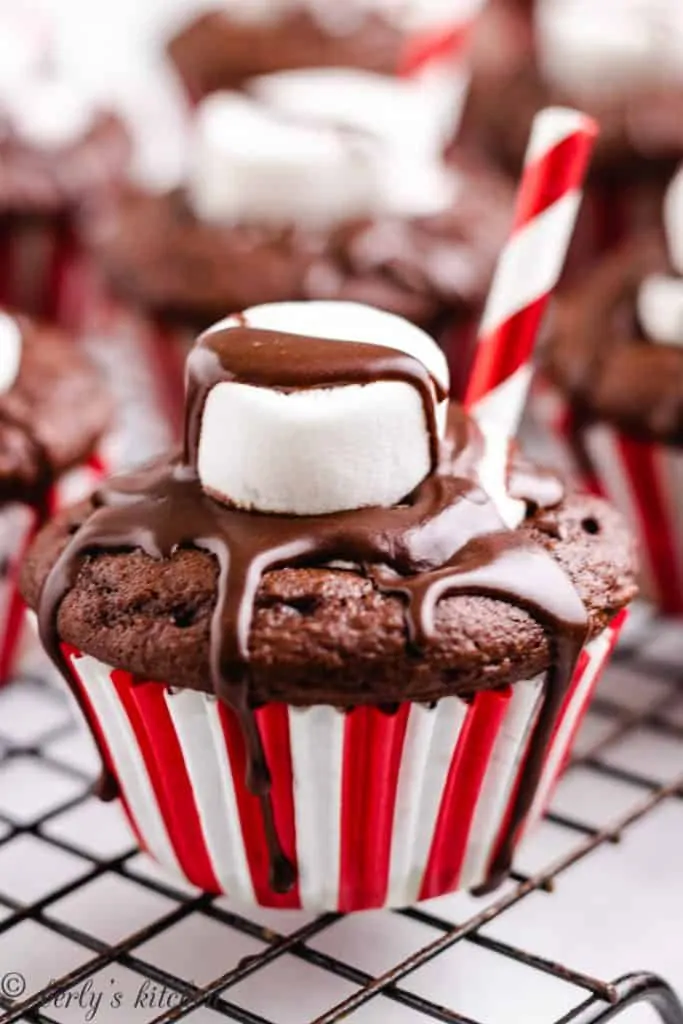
[{"x1": 38, "y1": 327, "x2": 588, "y2": 895}]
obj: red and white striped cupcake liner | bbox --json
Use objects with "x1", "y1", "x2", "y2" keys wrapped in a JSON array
[
  {"x1": 63, "y1": 613, "x2": 624, "y2": 910},
  {"x1": 0, "y1": 454, "x2": 107, "y2": 686},
  {"x1": 532, "y1": 377, "x2": 683, "y2": 615}
]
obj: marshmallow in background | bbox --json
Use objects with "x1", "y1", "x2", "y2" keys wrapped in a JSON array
[
  {"x1": 0, "y1": 316, "x2": 22, "y2": 395},
  {"x1": 190, "y1": 83, "x2": 455, "y2": 226},
  {"x1": 537, "y1": 0, "x2": 683, "y2": 101},
  {"x1": 189, "y1": 92, "x2": 383, "y2": 228},
  {"x1": 664, "y1": 164, "x2": 683, "y2": 275},
  {"x1": 0, "y1": 12, "x2": 48, "y2": 96},
  {"x1": 249, "y1": 67, "x2": 455, "y2": 158},
  {"x1": 638, "y1": 274, "x2": 683, "y2": 347},
  {"x1": 2, "y1": 79, "x2": 96, "y2": 149},
  {"x1": 197, "y1": 301, "x2": 449, "y2": 515}
]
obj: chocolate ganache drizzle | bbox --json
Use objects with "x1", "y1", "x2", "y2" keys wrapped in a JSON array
[{"x1": 38, "y1": 324, "x2": 588, "y2": 895}]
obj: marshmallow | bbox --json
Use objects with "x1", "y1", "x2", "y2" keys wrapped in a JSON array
[
  {"x1": 664, "y1": 165, "x2": 683, "y2": 275},
  {"x1": 249, "y1": 68, "x2": 454, "y2": 158},
  {"x1": 0, "y1": 15, "x2": 47, "y2": 97},
  {"x1": 638, "y1": 274, "x2": 683, "y2": 347},
  {"x1": 189, "y1": 92, "x2": 383, "y2": 228},
  {"x1": 0, "y1": 315, "x2": 22, "y2": 394},
  {"x1": 218, "y1": 0, "x2": 403, "y2": 30},
  {"x1": 190, "y1": 85, "x2": 455, "y2": 226},
  {"x1": 197, "y1": 301, "x2": 449, "y2": 515},
  {"x1": 3, "y1": 79, "x2": 96, "y2": 149},
  {"x1": 537, "y1": 0, "x2": 683, "y2": 100}
]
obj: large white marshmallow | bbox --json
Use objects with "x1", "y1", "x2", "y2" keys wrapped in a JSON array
[
  {"x1": 188, "y1": 92, "x2": 383, "y2": 228},
  {"x1": 197, "y1": 301, "x2": 449, "y2": 515},
  {"x1": 537, "y1": 0, "x2": 683, "y2": 100},
  {"x1": 0, "y1": 315, "x2": 22, "y2": 394},
  {"x1": 638, "y1": 273, "x2": 683, "y2": 347}
]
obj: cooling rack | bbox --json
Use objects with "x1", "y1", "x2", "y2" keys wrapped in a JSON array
[{"x1": 0, "y1": 604, "x2": 681, "y2": 1024}]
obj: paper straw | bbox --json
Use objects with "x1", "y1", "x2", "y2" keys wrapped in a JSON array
[{"x1": 465, "y1": 106, "x2": 598, "y2": 436}]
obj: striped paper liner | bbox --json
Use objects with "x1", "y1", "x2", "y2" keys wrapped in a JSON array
[
  {"x1": 0, "y1": 454, "x2": 106, "y2": 686},
  {"x1": 531, "y1": 376, "x2": 683, "y2": 615},
  {"x1": 62, "y1": 614, "x2": 624, "y2": 910}
]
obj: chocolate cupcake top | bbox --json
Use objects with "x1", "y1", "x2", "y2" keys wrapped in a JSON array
[
  {"x1": 21, "y1": 300, "x2": 636, "y2": 893},
  {"x1": 462, "y1": 0, "x2": 683, "y2": 180},
  {"x1": 167, "y1": 1, "x2": 408, "y2": 97},
  {"x1": 84, "y1": 78, "x2": 512, "y2": 329},
  {"x1": 0, "y1": 313, "x2": 111, "y2": 504},
  {"x1": 542, "y1": 164, "x2": 683, "y2": 444},
  {"x1": 0, "y1": 101, "x2": 130, "y2": 215}
]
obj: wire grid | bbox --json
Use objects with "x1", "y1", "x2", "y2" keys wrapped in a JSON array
[{"x1": 0, "y1": 607, "x2": 680, "y2": 1024}]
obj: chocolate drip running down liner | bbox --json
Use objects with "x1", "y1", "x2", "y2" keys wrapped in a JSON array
[{"x1": 38, "y1": 325, "x2": 589, "y2": 895}]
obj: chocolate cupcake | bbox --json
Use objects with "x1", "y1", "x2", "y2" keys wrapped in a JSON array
[
  {"x1": 464, "y1": 0, "x2": 683, "y2": 180},
  {"x1": 84, "y1": 73, "x2": 513, "y2": 398},
  {"x1": 461, "y1": 0, "x2": 683, "y2": 261},
  {"x1": 0, "y1": 311, "x2": 110, "y2": 682},
  {"x1": 537, "y1": 163, "x2": 683, "y2": 614},
  {"x1": 0, "y1": 16, "x2": 130, "y2": 319},
  {"x1": 21, "y1": 300, "x2": 635, "y2": 909},
  {"x1": 166, "y1": 0, "x2": 456, "y2": 99}
]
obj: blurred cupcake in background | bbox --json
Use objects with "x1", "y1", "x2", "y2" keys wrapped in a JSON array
[
  {"x1": 82, "y1": 68, "x2": 513, "y2": 406},
  {"x1": 0, "y1": 311, "x2": 110, "y2": 684},
  {"x1": 0, "y1": 12, "x2": 130, "y2": 322},
  {"x1": 461, "y1": 0, "x2": 683, "y2": 261},
  {"x1": 166, "y1": 0, "x2": 476, "y2": 101},
  {"x1": 536, "y1": 162, "x2": 683, "y2": 614}
]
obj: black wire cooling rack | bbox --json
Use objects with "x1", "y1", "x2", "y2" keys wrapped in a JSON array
[{"x1": 0, "y1": 606, "x2": 681, "y2": 1024}]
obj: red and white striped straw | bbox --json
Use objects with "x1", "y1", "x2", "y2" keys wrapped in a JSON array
[{"x1": 465, "y1": 106, "x2": 598, "y2": 436}]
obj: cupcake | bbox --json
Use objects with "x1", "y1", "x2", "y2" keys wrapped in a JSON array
[
  {"x1": 21, "y1": 300, "x2": 636, "y2": 909},
  {"x1": 166, "y1": 0, "x2": 467, "y2": 101},
  {"x1": 461, "y1": 0, "x2": 683, "y2": 259},
  {"x1": 83, "y1": 72, "x2": 513, "y2": 400},
  {"x1": 0, "y1": 20, "x2": 131, "y2": 322},
  {"x1": 537, "y1": 162, "x2": 683, "y2": 614},
  {"x1": 0, "y1": 311, "x2": 110, "y2": 683}
]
